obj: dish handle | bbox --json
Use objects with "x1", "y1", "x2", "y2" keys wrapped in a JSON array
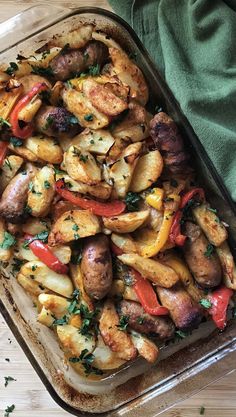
[{"x1": 0, "y1": 4, "x2": 70, "y2": 54}]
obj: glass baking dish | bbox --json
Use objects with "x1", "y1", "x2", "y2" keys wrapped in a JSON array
[{"x1": 0, "y1": 5, "x2": 235, "y2": 416}]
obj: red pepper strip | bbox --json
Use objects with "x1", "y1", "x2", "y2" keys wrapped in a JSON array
[
  {"x1": 131, "y1": 268, "x2": 169, "y2": 316},
  {"x1": 180, "y1": 187, "x2": 205, "y2": 209},
  {"x1": 111, "y1": 242, "x2": 123, "y2": 256},
  {"x1": 169, "y1": 187, "x2": 205, "y2": 246},
  {"x1": 9, "y1": 82, "x2": 48, "y2": 139},
  {"x1": 208, "y1": 286, "x2": 233, "y2": 330},
  {"x1": 55, "y1": 179, "x2": 126, "y2": 217},
  {"x1": 25, "y1": 234, "x2": 68, "y2": 275},
  {"x1": 0, "y1": 141, "x2": 9, "y2": 167},
  {"x1": 169, "y1": 210, "x2": 187, "y2": 246}
]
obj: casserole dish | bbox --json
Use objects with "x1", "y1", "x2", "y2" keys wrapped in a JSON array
[{"x1": 0, "y1": 5, "x2": 236, "y2": 416}]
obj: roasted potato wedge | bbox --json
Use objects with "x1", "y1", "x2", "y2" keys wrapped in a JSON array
[
  {"x1": 130, "y1": 150, "x2": 163, "y2": 192},
  {"x1": 49, "y1": 25, "x2": 93, "y2": 48},
  {"x1": 130, "y1": 330, "x2": 159, "y2": 363},
  {"x1": 57, "y1": 324, "x2": 96, "y2": 357},
  {"x1": 38, "y1": 293, "x2": 69, "y2": 317},
  {"x1": 69, "y1": 264, "x2": 94, "y2": 311},
  {"x1": 0, "y1": 155, "x2": 23, "y2": 194},
  {"x1": 15, "y1": 48, "x2": 61, "y2": 77},
  {"x1": 62, "y1": 88, "x2": 109, "y2": 130},
  {"x1": 17, "y1": 241, "x2": 71, "y2": 264},
  {"x1": 17, "y1": 273, "x2": 48, "y2": 297},
  {"x1": 27, "y1": 166, "x2": 55, "y2": 217},
  {"x1": 103, "y1": 210, "x2": 149, "y2": 233},
  {"x1": 193, "y1": 203, "x2": 227, "y2": 247},
  {"x1": 99, "y1": 299, "x2": 137, "y2": 361},
  {"x1": 118, "y1": 253, "x2": 179, "y2": 288},
  {"x1": 0, "y1": 218, "x2": 13, "y2": 261},
  {"x1": 22, "y1": 218, "x2": 50, "y2": 235},
  {"x1": 60, "y1": 129, "x2": 115, "y2": 155},
  {"x1": 8, "y1": 143, "x2": 38, "y2": 162},
  {"x1": 64, "y1": 146, "x2": 101, "y2": 185},
  {"x1": 109, "y1": 142, "x2": 142, "y2": 198},
  {"x1": 55, "y1": 172, "x2": 112, "y2": 200},
  {"x1": 83, "y1": 79, "x2": 128, "y2": 116},
  {"x1": 216, "y1": 242, "x2": 236, "y2": 290},
  {"x1": 37, "y1": 306, "x2": 54, "y2": 327},
  {"x1": 24, "y1": 136, "x2": 63, "y2": 164},
  {"x1": 111, "y1": 233, "x2": 138, "y2": 254},
  {"x1": 48, "y1": 210, "x2": 101, "y2": 246},
  {"x1": 109, "y1": 47, "x2": 149, "y2": 106},
  {"x1": 92, "y1": 335, "x2": 126, "y2": 370},
  {"x1": 18, "y1": 261, "x2": 73, "y2": 297},
  {"x1": 0, "y1": 80, "x2": 23, "y2": 119},
  {"x1": 92, "y1": 31, "x2": 122, "y2": 50},
  {"x1": 112, "y1": 103, "x2": 151, "y2": 142}
]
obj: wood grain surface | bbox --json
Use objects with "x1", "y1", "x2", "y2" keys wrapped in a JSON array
[{"x1": 0, "y1": 1, "x2": 235, "y2": 417}]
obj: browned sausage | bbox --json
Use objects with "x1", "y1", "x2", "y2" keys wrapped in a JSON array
[
  {"x1": 150, "y1": 111, "x2": 190, "y2": 173},
  {"x1": 0, "y1": 164, "x2": 36, "y2": 223},
  {"x1": 81, "y1": 234, "x2": 113, "y2": 300},
  {"x1": 183, "y1": 221, "x2": 222, "y2": 288},
  {"x1": 35, "y1": 106, "x2": 81, "y2": 138},
  {"x1": 156, "y1": 284, "x2": 203, "y2": 330},
  {"x1": 50, "y1": 40, "x2": 109, "y2": 81},
  {"x1": 119, "y1": 300, "x2": 175, "y2": 339}
]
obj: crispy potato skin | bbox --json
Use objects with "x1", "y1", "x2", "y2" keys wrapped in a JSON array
[
  {"x1": 183, "y1": 222, "x2": 222, "y2": 288},
  {"x1": 103, "y1": 210, "x2": 149, "y2": 233},
  {"x1": 119, "y1": 300, "x2": 175, "y2": 339},
  {"x1": 99, "y1": 299, "x2": 137, "y2": 361},
  {"x1": 0, "y1": 164, "x2": 37, "y2": 223},
  {"x1": 193, "y1": 203, "x2": 227, "y2": 247},
  {"x1": 81, "y1": 234, "x2": 113, "y2": 300},
  {"x1": 156, "y1": 284, "x2": 203, "y2": 330}
]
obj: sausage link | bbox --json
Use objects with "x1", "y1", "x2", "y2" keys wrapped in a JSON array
[{"x1": 35, "y1": 105, "x2": 81, "y2": 138}]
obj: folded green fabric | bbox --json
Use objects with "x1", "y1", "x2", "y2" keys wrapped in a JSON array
[{"x1": 109, "y1": 0, "x2": 236, "y2": 201}]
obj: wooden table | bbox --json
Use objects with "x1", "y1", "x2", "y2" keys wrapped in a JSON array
[{"x1": 0, "y1": 1, "x2": 235, "y2": 416}]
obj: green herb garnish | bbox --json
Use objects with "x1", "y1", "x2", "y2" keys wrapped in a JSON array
[
  {"x1": 175, "y1": 330, "x2": 190, "y2": 339},
  {"x1": 125, "y1": 192, "x2": 141, "y2": 212},
  {"x1": 136, "y1": 316, "x2": 144, "y2": 325},
  {"x1": 5, "y1": 62, "x2": 18, "y2": 75},
  {"x1": 53, "y1": 315, "x2": 69, "y2": 326},
  {"x1": 117, "y1": 315, "x2": 129, "y2": 331},
  {"x1": 4, "y1": 404, "x2": 15, "y2": 417},
  {"x1": 0, "y1": 117, "x2": 11, "y2": 128},
  {"x1": 84, "y1": 113, "x2": 93, "y2": 122},
  {"x1": 44, "y1": 180, "x2": 51, "y2": 189},
  {"x1": 79, "y1": 154, "x2": 89, "y2": 163},
  {"x1": 88, "y1": 64, "x2": 100, "y2": 76},
  {"x1": 1, "y1": 232, "x2": 16, "y2": 250},
  {"x1": 4, "y1": 376, "x2": 16, "y2": 387},
  {"x1": 31, "y1": 65, "x2": 54, "y2": 77},
  {"x1": 204, "y1": 243, "x2": 215, "y2": 258},
  {"x1": 23, "y1": 230, "x2": 49, "y2": 248},
  {"x1": 9, "y1": 137, "x2": 23, "y2": 147},
  {"x1": 199, "y1": 299, "x2": 212, "y2": 309}
]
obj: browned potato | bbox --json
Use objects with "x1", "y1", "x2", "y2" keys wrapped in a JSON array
[
  {"x1": 81, "y1": 234, "x2": 113, "y2": 300},
  {"x1": 83, "y1": 79, "x2": 128, "y2": 116},
  {"x1": 24, "y1": 136, "x2": 63, "y2": 164},
  {"x1": 27, "y1": 166, "x2": 55, "y2": 217},
  {"x1": 130, "y1": 150, "x2": 163, "y2": 192},
  {"x1": 103, "y1": 210, "x2": 149, "y2": 233},
  {"x1": 118, "y1": 253, "x2": 179, "y2": 288},
  {"x1": 130, "y1": 331, "x2": 159, "y2": 363},
  {"x1": 111, "y1": 233, "x2": 138, "y2": 254},
  {"x1": 70, "y1": 264, "x2": 94, "y2": 311},
  {"x1": 49, "y1": 25, "x2": 93, "y2": 48},
  {"x1": 62, "y1": 129, "x2": 115, "y2": 154},
  {"x1": 216, "y1": 242, "x2": 236, "y2": 290},
  {"x1": 99, "y1": 299, "x2": 137, "y2": 361},
  {"x1": 0, "y1": 155, "x2": 23, "y2": 194},
  {"x1": 64, "y1": 145, "x2": 101, "y2": 185},
  {"x1": 48, "y1": 210, "x2": 101, "y2": 246},
  {"x1": 92, "y1": 335, "x2": 126, "y2": 370},
  {"x1": 193, "y1": 203, "x2": 227, "y2": 247},
  {"x1": 55, "y1": 172, "x2": 112, "y2": 200},
  {"x1": 0, "y1": 218, "x2": 13, "y2": 261},
  {"x1": 112, "y1": 103, "x2": 151, "y2": 143}
]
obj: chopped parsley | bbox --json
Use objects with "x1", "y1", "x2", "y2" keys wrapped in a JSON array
[
  {"x1": 23, "y1": 230, "x2": 49, "y2": 248},
  {"x1": 44, "y1": 115, "x2": 54, "y2": 130},
  {"x1": 4, "y1": 404, "x2": 15, "y2": 417},
  {"x1": 175, "y1": 330, "x2": 190, "y2": 339},
  {"x1": 31, "y1": 65, "x2": 54, "y2": 77},
  {"x1": 68, "y1": 115, "x2": 79, "y2": 125},
  {"x1": 199, "y1": 299, "x2": 212, "y2": 309},
  {"x1": 125, "y1": 192, "x2": 141, "y2": 212},
  {"x1": 79, "y1": 154, "x2": 89, "y2": 163},
  {"x1": 28, "y1": 182, "x2": 42, "y2": 196},
  {"x1": 89, "y1": 139, "x2": 95, "y2": 144},
  {"x1": 204, "y1": 243, "x2": 215, "y2": 258},
  {"x1": 24, "y1": 205, "x2": 32, "y2": 215},
  {"x1": 71, "y1": 250, "x2": 82, "y2": 265},
  {"x1": 84, "y1": 113, "x2": 94, "y2": 122},
  {"x1": 74, "y1": 233, "x2": 80, "y2": 240},
  {"x1": 4, "y1": 376, "x2": 16, "y2": 387},
  {"x1": 9, "y1": 137, "x2": 23, "y2": 147},
  {"x1": 136, "y1": 316, "x2": 145, "y2": 325},
  {"x1": 44, "y1": 180, "x2": 51, "y2": 189},
  {"x1": 88, "y1": 64, "x2": 100, "y2": 76},
  {"x1": 72, "y1": 224, "x2": 79, "y2": 231},
  {"x1": 0, "y1": 117, "x2": 11, "y2": 128},
  {"x1": 69, "y1": 348, "x2": 103, "y2": 376},
  {"x1": 0, "y1": 232, "x2": 16, "y2": 250},
  {"x1": 78, "y1": 304, "x2": 99, "y2": 337},
  {"x1": 117, "y1": 315, "x2": 129, "y2": 331},
  {"x1": 5, "y1": 358, "x2": 10, "y2": 362},
  {"x1": 5, "y1": 62, "x2": 18, "y2": 75},
  {"x1": 31, "y1": 265, "x2": 37, "y2": 272},
  {"x1": 53, "y1": 315, "x2": 69, "y2": 326},
  {"x1": 207, "y1": 207, "x2": 217, "y2": 214}
]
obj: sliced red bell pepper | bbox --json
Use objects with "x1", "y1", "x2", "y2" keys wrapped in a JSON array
[
  {"x1": 170, "y1": 187, "x2": 205, "y2": 246},
  {"x1": 0, "y1": 141, "x2": 9, "y2": 167},
  {"x1": 9, "y1": 82, "x2": 48, "y2": 139},
  {"x1": 131, "y1": 269, "x2": 169, "y2": 316},
  {"x1": 55, "y1": 179, "x2": 126, "y2": 217},
  {"x1": 208, "y1": 286, "x2": 233, "y2": 330},
  {"x1": 25, "y1": 234, "x2": 68, "y2": 275}
]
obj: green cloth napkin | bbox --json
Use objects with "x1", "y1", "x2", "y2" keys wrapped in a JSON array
[{"x1": 108, "y1": 0, "x2": 236, "y2": 201}]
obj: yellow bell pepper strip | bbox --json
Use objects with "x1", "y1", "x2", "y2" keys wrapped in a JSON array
[
  {"x1": 145, "y1": 187, "x2": 164, "y2": 211},
  {"x1": 141, "y1": 193, "x2": 181, "y2": 258}
]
